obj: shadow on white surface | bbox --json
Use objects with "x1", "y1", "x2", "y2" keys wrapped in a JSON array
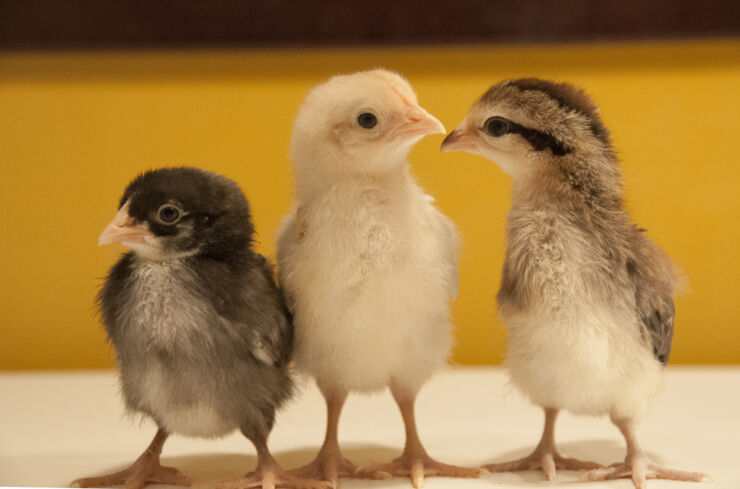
[
  {"x1": 482, "y1": 439, "x2": 690, "y2": 487},
  {"x1": 74, "y1": 445, "x2": 403, "y2": 488},
  {"x1": 2, "y1": 369, "x2": 729, "y2": 488},
  {"x1": 75, "y1": 440, "x2": 648, "y2": 488},
  {"x1": 484, "y1": 438, "x2": 630, "y2": 466}
]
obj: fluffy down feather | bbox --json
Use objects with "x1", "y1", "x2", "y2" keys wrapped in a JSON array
[
  {"x1": 277, "y1": 69, "x2": 457, "y2": 395},
  {"x1": 278, "y1": 173, "x2": 457, "y2": 393},
  {"x1": 74, "y1": 168, "x2": 330, "y2": 489}
]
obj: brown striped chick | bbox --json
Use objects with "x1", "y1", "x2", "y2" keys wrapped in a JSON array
[{"x1": 442, "y1": 79, "x2": 708, "y2": 489}]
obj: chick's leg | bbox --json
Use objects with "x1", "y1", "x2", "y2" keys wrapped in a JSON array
[
  {"x1": 484, "y1": 407, "x2": 601, "y2": 480},
  {"x1": 584, "y1": 416, "x2": 708, "y2": 489},
  {"x1": 72, "y1": 428, "x2": 190, "y2": 489},
  {"x1": 358, "y1": 380, "x2": 484, "y2": 488},
  {"x1": 217, "y1": 435, "x2": 330, "y2": 489},
  {"x1": 289, "y1": 383, "x2": 386, "y2": 487}
]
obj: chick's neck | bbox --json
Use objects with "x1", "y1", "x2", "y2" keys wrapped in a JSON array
[
  {"x1": 510, "y1": 153, "x2": 623, "y2": 215},
  {"x1": 296, "y1": 159, "x2": 412, "y2": 207}
]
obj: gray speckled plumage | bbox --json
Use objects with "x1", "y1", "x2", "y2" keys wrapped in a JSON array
[{"x1": 99, "y1": 167, "x2": 293, "y2": 442}]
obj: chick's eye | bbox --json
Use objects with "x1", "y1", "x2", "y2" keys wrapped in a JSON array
[
  {"x1": 357, "y1": 112, "x2": 377, "y2": 129},
  {"x1": 157, "y1": 204, "x2": 182, "y2": 225},
  {"x1": 484, "y1": 117, "x2": 510, "y2": 137}
]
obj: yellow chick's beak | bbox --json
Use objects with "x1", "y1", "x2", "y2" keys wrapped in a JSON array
[
  {"x1": 98, "y1": 201, "x2": 153, "y2": 246},
  {"x1": 396, "y1": 105, "x2": 446, "y2": 139},
  {"x1": 440, "y1": 124, "x2": 482, "y2": 153}
]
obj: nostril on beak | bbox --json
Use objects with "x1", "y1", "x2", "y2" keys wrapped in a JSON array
[
  {"x1": 445, "y1": 129, "x2": 462, "y2": 140},
  {"x1": 407, "y1": 107, "x2": 424, "y2": 122}
]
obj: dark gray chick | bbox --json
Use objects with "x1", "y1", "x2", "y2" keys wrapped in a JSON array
[
  {"x1": 441, "y1": 79, "x2": 708, "y2": 488},
  {"x1": 73, "y1": 167, "x2": 326, "y2": 489}
]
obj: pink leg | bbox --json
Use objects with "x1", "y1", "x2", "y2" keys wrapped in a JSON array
[
  {"x1": 485, "y1": 407, "x2": 601, "y2": 481},
  {"x1": 585, "y1": 416, "x2": 709, "y2": 489},
  {"x1": 72, "y1": 428, "x2": 190, "y2": 489},
  {"x1": 217, "y1": 435, "x2": 330, "y2": 489},
  {"x1": 358, "y1": 380, "x2": 484, "y2": 488},
  {"x1": 289, "y1": 383, "x2": 387, "y2": 487}
]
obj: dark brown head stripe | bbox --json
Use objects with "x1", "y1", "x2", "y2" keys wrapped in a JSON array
[
  {"x1": 486, "y1": 79, "x2": 611, "y2": 144},
  {"x1": 494, "y1": 118, "x2": 571, "y2": 156}
]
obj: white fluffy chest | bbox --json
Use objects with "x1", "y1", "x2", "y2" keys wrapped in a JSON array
[
  {"x1": 304, "y1": 189, "x2": 449, "y2": 304},
  {"x1": 325, "y1": 188, "x2": 404, "y2": 255},
  {"x1": 284, "y1": 187, "x2": 454, "y2": 391},
  {"x1": 300, "y1": 189, "x2": 419, "y2": 291}
]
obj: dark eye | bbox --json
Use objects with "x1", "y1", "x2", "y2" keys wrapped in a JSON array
[
  {"x1": 483, "y1": 117, "x2": 510, "y2": 137},
  {"x1": 157, "y1": 204, "x2": 182, "y2": 225},
  {"x1": 357, "y1": 112, "x2": 377, "y2": 129}
]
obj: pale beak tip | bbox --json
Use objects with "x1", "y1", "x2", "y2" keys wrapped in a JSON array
[
  {"x1": 426, "y1": 113, "x2": 446, "y2": 136},
  {"x1": 406, "y1": 105, "x2": 446, "y2": 137},
  {"x1": 97, "y1": 231, "x2": 115, "y2": 247},
  {"x1": 440, "y1": 131, "x2": 458, "y2": 152}
]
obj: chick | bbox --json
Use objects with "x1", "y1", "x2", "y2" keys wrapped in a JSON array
[
  {"x1": 276, "y1": 69, "x2": 482, "y2": 488},
  {"x1": 441, "y1": 79, "x2": 707, "y2": 488},
  {"x1": 74, "y1": 167, "x2": 326, "y2": 489}
]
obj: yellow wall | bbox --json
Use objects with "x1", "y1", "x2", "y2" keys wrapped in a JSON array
[{"x1": 1, "y1": 39, "x2": 739, "y2": 370}]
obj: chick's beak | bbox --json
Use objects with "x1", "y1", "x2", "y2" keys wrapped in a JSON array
[
  {"x1": 396, "y1": 105, "x2": 446, "y2": 139},
  {"x1": 441, "y1": 124, "x2": 481, "y2": 153},
  {"x1": 98, "y1": 201, "x2": 153, "y2": 246}
]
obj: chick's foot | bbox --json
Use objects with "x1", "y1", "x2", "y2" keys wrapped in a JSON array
[
  {"x1": 72, "y1": 429, "x2": 188, "y2": 489},
  {"x1": 484, "y1": 448, "x2": 601, "y2": 481},
  {"x1": 359, "y1": 451, "x2": 484, "y2": 489},
  {"x1": 592, "y1": 417, "x2": 710, "y2": 488},
  {"x1": 289, "y1": 450, "x2": 389, "y2": 488},
  {"x1": 72, "y1": 462, "x2": 190, "y2": 489},
  {"x1": 584, "y1": 456, "x2": 709, "y2": 489},
  {"x1": 484, "y1": 407, "x2": 600, "y2": 481},
  {"x1": 379, "y1": 381, "x2": 485, "y2": 487},
  {"x1": 217, "y1": 462, "x2": 332, "y2": 489}
]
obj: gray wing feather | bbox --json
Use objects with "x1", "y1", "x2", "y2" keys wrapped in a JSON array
[
  {"x1": 216, "y1": 255, "x2": 293, "y2": 368},
  {"x1": 640, "y1": 298, "x2": 674, "y2": 365},
  {"x1": 627, "y1": 257, "x2": 675, "y2": 365},
  {"x1": 247, "y1": 255, "x2": 293, "y2": 367}
]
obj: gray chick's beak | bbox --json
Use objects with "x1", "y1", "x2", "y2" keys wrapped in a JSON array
[
  {"x1": 98, "y1": 201, "x2": 153, "y2": 246},
  {"x1": 441, "y1": 124, "x2": 481, "y2": 153}
]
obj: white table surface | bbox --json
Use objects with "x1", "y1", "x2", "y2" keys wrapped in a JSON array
[{"x1": 0, "y1": 366, "x2": 737, "y2": 489}]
